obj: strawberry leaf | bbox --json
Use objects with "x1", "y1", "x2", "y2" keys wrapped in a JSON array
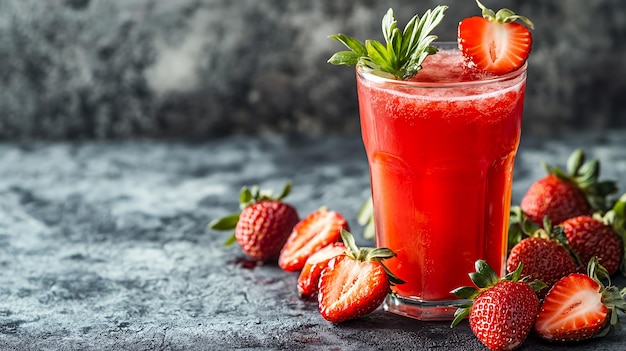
[
  {"x1": 548, "y1": 149, "x2": 618, "y2": 213},
  {"x1": 451, "y1": 286, "x2": 479, "y2": 300},
  {"x1": 473, "y1": 259, "x2": 499, "y2": 287},
  {"x1": 250, "y1": 185, "x2": 260, "y2": 199},
  {"x1": 367, "y1": 248, "x2": 397, "y2": 260},
  {"x1": 340, "y1": 229, "x2": 360, "y2": 258},
  {"x1": 552, "y1": 225, "x2": 568, "y2": 245},
  {"x1": 585, "y1": 257, "x2": 626, "y2": 335},
  {"x1": 576, "y1": 159, "x2": 600, "y2": 188},
  {"x1": 239, "y1": 187, "x2": 253, "y2": 209},
  {"x1": 339, "y1": 229, "x2": 404, "y2": 285},
  {"x1": 529, "y1": 280, "x2": 548, "y2": 293},
  {"x1": 476, "y1": 0, "x2": 534, "y2": 29},
  {"x1": 503, "y1": 262, "x2": 527, "y2": 283},
  {"x1": 223, "y1": 233, "x2": 237, "y2": 246},
  {"x1": 208, "y1": 213, "x2": 240, "y2": 231},
  {"x1": 605, "y1": 197, "x2": 626, "y2": 274},
  {"x1": 276, "y1": 182, "x2": 292, "y2": 201},
  {"x1": 238, "y1": 182, "x2": 293, "y2": 209},
  {"x1": 508, "y1": 206, "x2": 541, "y2": 249},
  {"x1": 209, "y1": 213, "x2": 240, "y2": 246},
  {"x1": 588, "y1": 256, "x2": 611, "y2": 287},
  {"x1": 566, "y1": 149, "x2": 585, "y2": 175},
  {"x1": 450, "y1": 306, "x2": 471, "y2": 328},
  {"x1": 380, "y1": 262, "x2": 406, "y2": 286}
]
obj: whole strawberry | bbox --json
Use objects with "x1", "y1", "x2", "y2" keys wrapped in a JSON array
[
  {"x1": 318, "y1": 230, "x2": 404, "y2": 323},
  {"x1": 520, "y1": 174, "x2": 590, "y2": 225},
  {"x1": 209, "y1": 183, "x2": 299, "y2": 262},
  {"x1": 451, "y1": 261, "x2": 545, "y2": 351},
  {"x1": 559, "y1": 215, "x2": 623, "y2": 276},
  {"x1": 506, "y1": 218, "x2": 578, "y2": 297},
  {"x1": 520, "y1": 149, "x2": 617, "y2": 225},
  {"x1": 535, "y1": 258, "x2": 626, "y2": 342}
]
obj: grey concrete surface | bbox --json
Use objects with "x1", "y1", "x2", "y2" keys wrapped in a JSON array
[{"x1": 1, "y1": 131, "x2": 626, "y2": 350}]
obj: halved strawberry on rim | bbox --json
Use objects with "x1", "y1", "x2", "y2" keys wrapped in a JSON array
[{"x1": 458, "y1": 0, "x2": 534, "y2": 75}]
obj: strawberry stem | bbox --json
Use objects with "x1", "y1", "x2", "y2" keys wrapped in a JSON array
[
  {"x1": 547, "y1": 149, "x2": 618, "y2": 213},
  {"x1": 450, "y1": 260, "x2": 546, "y2": 328},
  {"x1": 585, "y1": 257, "x2": 626, "y2": 335},
  {"x1": 339, "y1": 229, "x2": 405, "y2": 285},
  {"x1": 208, "y1": 182, "x2": 294, "y2": 246},
  {"x1": 223, "y1": 233, "x2": 237, "y2": 246},
  {"x1": 475, "y1": 0, "x2": 534, "y2": 29},
  {"x1": 340, "y1": 229, "x2": 360, "y2": 258}
]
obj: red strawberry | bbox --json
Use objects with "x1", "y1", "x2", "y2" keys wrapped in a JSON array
[
  {"x1": 559, "y1": 215, "x2": 623, "y2": 276},
  {"x1": 604, "y1": 195, "x2": 626, "y2": 274},
  {"x1": 279, "y1": 207, "x2": 349, "y2": 272},
  {"x1": 317, "y1": 230, "x2": 403, "y2": 323},
  {"x1": 209, "y1": 183, "x2": 299, "y2": 262},
  {"x1": 297, "y1": 242, "x2": 346, "y2": 298},
  {"x1": 458, "y1": 1, "x2": 533, "y2": 75},
  {"x1": 451, "y1": 260, "x2": 545, "y2": 351},
  {"x1": 520, "y1": 149, "x2": 617, "y2": 225},
  {"x1": 535, "y1": 258, "x2": 626, "y2": 342},
  {"x1": 506, "y1": 231, "x2": 578, "y2": 297},
  {"x1": 520, "y1": 174, "x2": 591, "y2": 225}
]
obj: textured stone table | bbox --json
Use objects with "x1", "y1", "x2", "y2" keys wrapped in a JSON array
[{"x1": 1, "y1": 130, "x2": 626, "y2": 350}]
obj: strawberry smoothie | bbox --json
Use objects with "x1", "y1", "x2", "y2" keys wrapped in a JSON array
[{"x1": 357, "y1": 44, "x2": 527, "y2": 320}]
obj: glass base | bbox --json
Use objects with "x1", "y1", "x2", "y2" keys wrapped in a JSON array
[{"x1": 383, "y1": 294, "x2": 468, "y2": 321}]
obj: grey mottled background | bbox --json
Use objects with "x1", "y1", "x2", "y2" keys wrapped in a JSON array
[{"x1": 1, "y1": 0, "x2": 625, "y2": 140}]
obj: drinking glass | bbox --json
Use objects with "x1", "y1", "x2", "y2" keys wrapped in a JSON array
[{"x1": 356, "y1": 42, "x2": 527, "y2": 320}]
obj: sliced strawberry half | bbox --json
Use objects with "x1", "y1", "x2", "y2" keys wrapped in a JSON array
[
  {"x1": 535, "y1": 273, "x2": 607, "y2": 341},
  {"x1": 318, "y1": 254, "x2": 388, "y2": 323},
  {"x1": 278, "y1": 207, "x2": 349, "y2": 272},
  {"x1": 535, "y1": 258, "x2": 626, "y2": 342},
  {"x1": 317, "y1": 230, "x2": 403, "y2": 323},
  {"x1": 458, "y1": 1, "x2": 534, "y2": 75},
  {"x1": 297, "y1": 242, "x2": 346, "y2": 298}
]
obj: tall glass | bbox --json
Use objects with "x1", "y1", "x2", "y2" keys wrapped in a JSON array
[{"x1": 356, "y1": 43, "x2": 527, "y2": 320}]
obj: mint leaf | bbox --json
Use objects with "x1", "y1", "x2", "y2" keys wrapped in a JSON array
[
  {"x1": 328, "y1": 34, "x2": 367, "y2": 56},
  {"x1": 328, "y1": 6, "x2": 448, "y2": 80},
  {"x1": 381, "y1": 8, "x2": 397, "y2": 45},
  {"x1": 366, "y1": 39, "x2": 393, "y2": 73}
]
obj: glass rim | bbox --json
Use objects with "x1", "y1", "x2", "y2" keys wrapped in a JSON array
[{"x1": 356, "y1": 41, "x2": 528, "y2": 89}]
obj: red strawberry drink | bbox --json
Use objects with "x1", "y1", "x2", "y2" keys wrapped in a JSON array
[{"x1": 357, "y1": 44, "x2": 527, "y2": 320}]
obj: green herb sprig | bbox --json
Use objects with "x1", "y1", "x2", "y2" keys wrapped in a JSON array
[{"x1": 328, "y1": 6, "x2": 447, "y2": 80}]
